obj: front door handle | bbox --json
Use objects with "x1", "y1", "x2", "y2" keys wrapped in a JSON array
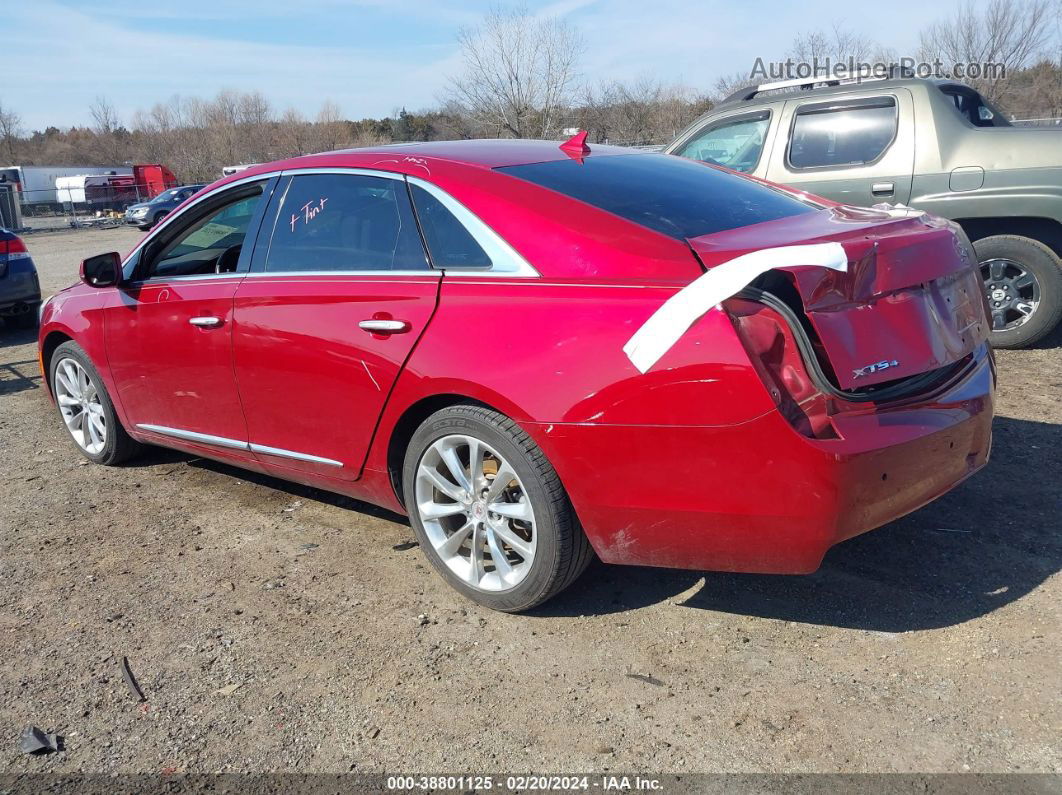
[
  {"x1": 359, "y1": 319, "x2": 411, "y2": 334},
  {"x1": 871, "y1": 182, "x2": 895, "y2": 195},
  {"x1": 189, "y1": 316, "x2": 222, "y2": 328}
]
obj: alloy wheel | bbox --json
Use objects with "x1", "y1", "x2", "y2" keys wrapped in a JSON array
[
  {"x1": 54, "y1": 357, "x2": 107, "y2": 455},
  {"x1": 981, "y1": 257, "x2": 1040, "y2": 331},
  {"x1": 414, "y1": 434, "x2": 537, "y2": 592}
]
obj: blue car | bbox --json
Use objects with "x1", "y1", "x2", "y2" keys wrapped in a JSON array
[
  {"x1": 124, "y1": 184, "x2": 206, "y2": 230},
  {"x1": 0, "y1": 228, "x2": 40, "y2": 329}
]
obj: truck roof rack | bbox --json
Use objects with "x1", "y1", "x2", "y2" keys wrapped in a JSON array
[{"x1": 722, "y1": 64, "x2": 916, "y2": 105}]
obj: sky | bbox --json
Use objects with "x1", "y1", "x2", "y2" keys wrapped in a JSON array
[{"x1": 7, "y1": 0, "x2": 961, "y2": 131}]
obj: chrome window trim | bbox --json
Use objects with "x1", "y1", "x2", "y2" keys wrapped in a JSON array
[
  {"x1": 406, "y1": 175, "x2": 539, "y2": 278},
  {"x1": 241, "y1": 269, "x2": 439, "y2": 279},
  {"x1": 122, "y1": 166, "x2": 539, "y2": 281},
  {"x1": 136, "y1": 423, "x2": 344, "y2": 466}
]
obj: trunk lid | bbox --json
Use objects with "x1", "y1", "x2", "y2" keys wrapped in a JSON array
[{"x1": 688, "y1": 205, "x2": 988, "y2": 390}]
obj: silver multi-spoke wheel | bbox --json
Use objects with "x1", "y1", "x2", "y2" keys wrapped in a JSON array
[
  {"x1": 415, "y1": 434, "x2": 537, "y2": 592},
  {"x1": 54, "y1": 357, "x2": 107, "y2": 455}
]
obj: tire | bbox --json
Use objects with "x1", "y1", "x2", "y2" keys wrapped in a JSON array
[
  {"x1": 151, "y1": 210, "x2": 169, "y2": 228},
  {"x1": 402, "y1": 405, "x2": 593, "y2": 612},
  {"x1": 49, "y1": 341, "x2": 142, "y2": 466},
  {"x1": 975, "y1": 234, "x2": 1062, "y2": 349}
]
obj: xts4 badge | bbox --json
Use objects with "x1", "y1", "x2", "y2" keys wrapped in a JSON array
[{"x1": 853, "y1": 359, "x2": 900, "y2": 379}]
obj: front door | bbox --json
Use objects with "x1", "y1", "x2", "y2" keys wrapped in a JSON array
[
  {"x1": 104, "y1": 180, "x2": 273, "y2": 447},
  {"x1": 767, "y1": 89, "x2": 915, "y2": 206},
  {"x1": 232, "y1": 170, "x2": 441, "y2": 480}
]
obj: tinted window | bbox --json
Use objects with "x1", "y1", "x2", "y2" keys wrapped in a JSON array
[
  {"x1": 146, "y1": 187, "x2": 263, "y2": 279},
  {"x1": 788, "y1": 97, "x2": 897, "y2": 169},
  {"x1": 261, "y1": 173, "x2": 428, "y2": 272},
  {"x1": 497, "y1": 153, "x2": 813, "y2": 240},
  {"x1": 676, "y1": 111, "x2": 770, "y2": 173},
  {"x1": 409, "y1": 184, "x2": 491, "y2": 268}
]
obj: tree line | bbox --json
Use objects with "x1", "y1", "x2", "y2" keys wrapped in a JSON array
[{"x1": 0, "y1": 0, "x2": 1059, "y2": 184}]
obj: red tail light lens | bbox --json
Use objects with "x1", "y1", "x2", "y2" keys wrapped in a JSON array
[
  {"x1": 726, "y1": 297, "x2": 837, "y2": 439},
  {"x1": 5, "y1": 236, "x2": 28, "y2": 256}
]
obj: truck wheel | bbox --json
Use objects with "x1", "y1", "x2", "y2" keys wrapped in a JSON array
[{"x1": 975, "y1": 235, "x2": 1062, "y2": 349}]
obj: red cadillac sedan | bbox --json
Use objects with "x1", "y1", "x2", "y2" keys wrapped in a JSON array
[{"x1": 38, "y1": 139, "x2": 994, "y2": 611}]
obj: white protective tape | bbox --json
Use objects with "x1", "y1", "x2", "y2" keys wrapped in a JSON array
[{"x1": 623, "y1": 242, "x2": 848, "y2": 373}]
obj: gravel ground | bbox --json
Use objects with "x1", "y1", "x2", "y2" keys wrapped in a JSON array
[{"x1": 0, "y1": 227, "x2": 1059, "y2": 776}]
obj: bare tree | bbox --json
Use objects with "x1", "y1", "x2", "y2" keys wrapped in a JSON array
[
  {"x1": 448, "y1": 6, "x2": 581, "y2": 138},
  {"x1": 579, "y1": 79, "x2": 709, "y2": 145},
  {"x1": 788, "y1": 24, "x2": 877, "y2": 68},
  {"x1": 0, "y1": 100, "x2": 23, "y2": 162},
  {"x1": 919, "y1": 0, "x2": 1056, "y2": 101},
  {"x1": 310, "y1": 100, "x2": 353, "y2": 153}
]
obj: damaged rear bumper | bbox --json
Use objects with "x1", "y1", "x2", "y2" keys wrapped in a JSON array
[{"x1": 532, "y1": 346, "x2": 994, "y2": 574}]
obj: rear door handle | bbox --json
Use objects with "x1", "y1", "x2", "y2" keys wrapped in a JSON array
[
  {"x1": 359, "y1": 319, "x2": 410, "y2": 334},
  {"x1": 871, "y1": 182, "x2": 894, "y2": 195},
  {"x1": 189, "y1": 316, "x2": 222, "y2": 328}
]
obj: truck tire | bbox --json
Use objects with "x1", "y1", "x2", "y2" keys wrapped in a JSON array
[{"x1": 975, "y1": 234, "x2": 1062, "y2": 349}]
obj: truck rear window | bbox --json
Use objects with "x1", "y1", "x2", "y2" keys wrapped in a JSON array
[{"x1": 496, "y1": 153, "x2": 814, "y2": 240}]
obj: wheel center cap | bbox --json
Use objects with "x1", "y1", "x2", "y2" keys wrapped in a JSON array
[
  {"x1": 991, "y1": 288, "x2": 1007, "y2": 302},
  {"x1": 471, "y1": 501, "x2": 486, "y2": 520}
]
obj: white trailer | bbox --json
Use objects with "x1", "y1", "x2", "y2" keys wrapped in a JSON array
[{"x1": 0, "y1": 165, "x2": 131, "y2": 209}]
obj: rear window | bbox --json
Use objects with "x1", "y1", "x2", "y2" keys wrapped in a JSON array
[{"x1": 496, "y1": 153, "x2": 814, "y2": 240}]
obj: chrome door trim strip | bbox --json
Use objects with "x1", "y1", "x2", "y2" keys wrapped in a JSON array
[
  {"x1": 135, "y1": 424, "x2": 249, "y2": 451},
  {"x1": 249, "y1": 443, "x2": 344, "y2": 467},
  {"x1": 135, "y1": 424, "x2": 344, "y2": 467}
]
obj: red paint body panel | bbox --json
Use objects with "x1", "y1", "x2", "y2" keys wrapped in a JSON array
[
  {"x1": 688, "y1": 206, "x2": 988, "y2": 389},
  {"x1": 529, "y1": 347, "x2": 993, "y2": 572},
  {"x1": 39, "y1": 141, "x2": 996, "y2": 580},
  {"x1": 231, "y1": 273, "x2": 441, "y2": 479},
  {"x1": 103, "y1": 278, "x2": 248, "y2": 441}
]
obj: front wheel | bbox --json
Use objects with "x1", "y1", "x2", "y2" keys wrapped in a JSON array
[
  {"x1": 50, "y1": 341, "x2": 142, "y2": 465},
  {"x1": 402, "y1": 405, "x2": 593, "y2": 612},
  {"x1": 976, "y1": 235, "x2": 1062, "y2": 349}
]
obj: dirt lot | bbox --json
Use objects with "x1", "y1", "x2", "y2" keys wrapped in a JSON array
[{"x1": 0, "y1": 227, "x2": 1059, "y2": 776}]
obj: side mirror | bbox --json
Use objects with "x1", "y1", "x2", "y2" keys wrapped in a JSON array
[{"x1": 80, "y1": 252, "x2": 121, "y2": 288}]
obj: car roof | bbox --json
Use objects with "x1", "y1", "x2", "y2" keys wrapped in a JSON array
[{"x1": 227, "y1": 139, "x2": 640, "y2": 181}]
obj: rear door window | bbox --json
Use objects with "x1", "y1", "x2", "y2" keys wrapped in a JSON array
[
  {"x1": 674, "y1": 111, "x2": 771, "y2": 173},
  {"x1": 787, "y1": 97, "x2": 897, "y2": 169},
  {"x1": 258, "y1": 172, "x2": 428, "y2": 272},
  {"x1": 409, "y1": 183, "x2": 491, "y2": 268}
]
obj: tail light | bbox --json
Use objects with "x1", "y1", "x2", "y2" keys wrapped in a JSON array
[
  {"x1": 726, "y1": 297, "x2": 838, "y2": 439},
  {"x1": 1, "y1": 236, "x2": 29, "y2": 278}
]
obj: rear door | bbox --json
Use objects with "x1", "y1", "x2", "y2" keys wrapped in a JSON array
[
  {"x1": 232, "y1": 169, "x2": 440, "y2": 480},
  {"x1": 767, "y1": 89, "x2": 915, "y2": 206}
]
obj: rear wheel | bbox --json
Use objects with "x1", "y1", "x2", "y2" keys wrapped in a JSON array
[
  {"x1": 50, "y1": 341, "x2": 142, "y2": 465},
  {"x1": 975, "y1": 234, "x2": 1062, "y2": 348},
  {"x1": 402, "y1": 405, "x2": 593, "y2": 612}
]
